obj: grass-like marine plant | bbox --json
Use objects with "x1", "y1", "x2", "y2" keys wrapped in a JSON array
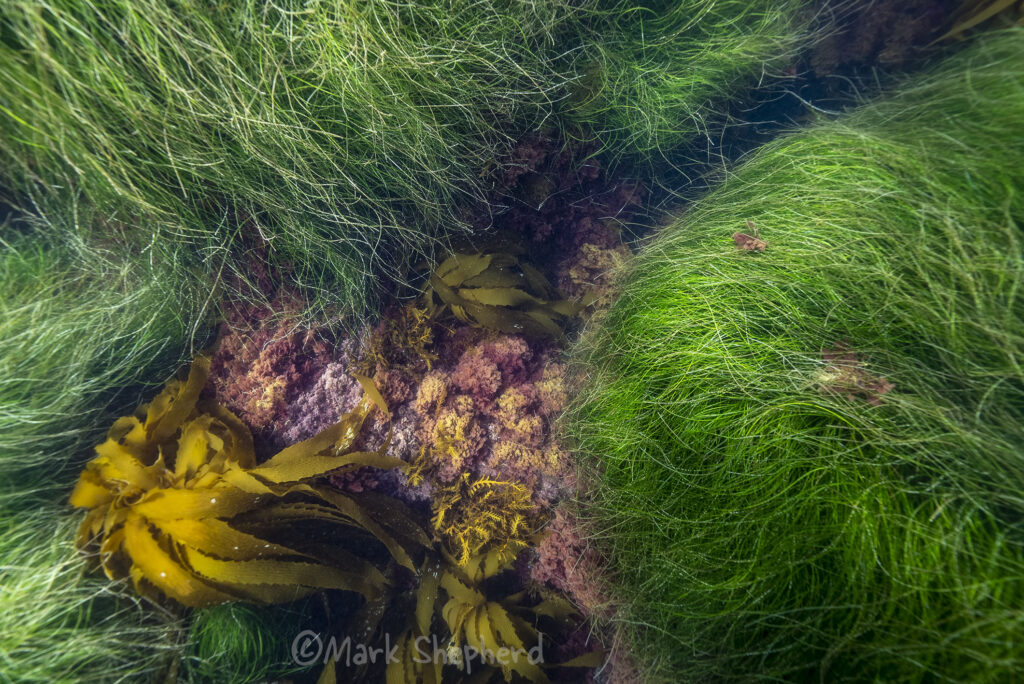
[
  {"x1": 0, "y1": 0, "x2": 825, "y2": 321},
  {"x1": 934, "y1": 0, "x2": 1024, "y2": 43},
  {"x1": 0, "y1": 508, "x2": 188, "y2": 684},
  {"x1": 0, "y1": 204, "x2": 207, "y2": 499},
  {"x1": 0, "y1": 203, "x2": 209, "y2": 682},
  {"x1": 569, "y1": 29, "x2": 1024, "y2": 682},
  {"x1": 70, "y1": 355, "x2": 429, "y2": 607},
  {"x1": 563, "y1": 0, "x2": 819, "y2": 165},
  {"x1": 184, "y1": 601, "x2": 316, "y2": 684},
  {"x1": 0, "y1": 0, "x2": 585, "y2": 321}
]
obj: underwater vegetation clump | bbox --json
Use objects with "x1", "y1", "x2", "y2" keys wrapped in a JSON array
[
  {"x1": 183, "y1": 601, "x2": 313, "y2": 684},
  {"x1": 0, "y1": 201, "x2": 210, "y2": 681},
  {"x1": 0, "y1": 203, "x2": 207, "y2": 499},
  {"x1": 425, "y1": 252, "x2": 583, "y2": 343},
  {"x1": 430, "y1": 474, "x2": 543, "y2": 569},
  {"x1": 569, "y1": 29, "x2": 1024, "y2": 682},
  {"x1": 359, "y1": 303, "x2": 439, "y2": 376},
  {"x1": 71, "y1": 355, "x2": 429, "y2": 607},
  {"x1": 329, "y1": 545, "x2": 601, "y2": 684},
  {"x1": 186, "y1": 257, "x2": 610, "y2": 680},
  {"x1": 0, "y1": 0, "x2": 827, "y2": 322},
  {"x1": 564, "y1": 0, "x2": 820, "y2": 165},
  {"x1": 0, "y1": 509, "x2": 188, "y2": 684},
  {"x1": 0, "y1": 0, "x2": 586, "y2": 319}
]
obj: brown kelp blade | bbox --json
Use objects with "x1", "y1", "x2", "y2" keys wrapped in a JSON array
[
  {"x1": 931, "y1": 0, "x2": 1023, "y2": 43},
  {"x1": 425, "y1": 252, "x2": 581, "y2": 341},
  {"x1": 70, "y1": 355, "x2": 428, "y2": 608}
]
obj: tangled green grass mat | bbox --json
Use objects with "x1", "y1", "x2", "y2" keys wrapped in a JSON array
[
  {"x1": 2, "y1": 2, "x2": 1022, "y2": 683},
  {"x1": 569, "y1": 28, "x2": 1024, "y2": 683}
]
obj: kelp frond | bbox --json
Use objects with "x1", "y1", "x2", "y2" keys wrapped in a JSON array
[
  {"x1": 320, "y1": 549, "x2": 600, "y2": 684},
  {"x1": 437, "y1": 552, "x2": 553, "y2": 683},
  {"x1": 425, "y1": 252, "x2": 580, "y2": 342},
  {"x1": 395, "y1": 550, "x2": 599, "y2": 684},
  {"x1": 69, "y1": 356, "x2": 429, "y2": 608},
  {"x1": 932, "y1": 0, "x2": 1024, "y2": 43}
]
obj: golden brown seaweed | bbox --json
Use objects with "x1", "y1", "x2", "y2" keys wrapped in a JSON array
[{"x1": 70, "y1": 356, "x2": 427, "y2": 608}]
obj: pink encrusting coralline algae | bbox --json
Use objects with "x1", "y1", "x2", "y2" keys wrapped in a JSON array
[
  {"x1": 206, "y1": 297, "x2": 332, "y2": 457},
  {"x1": 207, "y1": 309, "x2": 579, "y2": 496},
  {"x1": 408, "y1": 333, "x2": 577, "y2": 502}
]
